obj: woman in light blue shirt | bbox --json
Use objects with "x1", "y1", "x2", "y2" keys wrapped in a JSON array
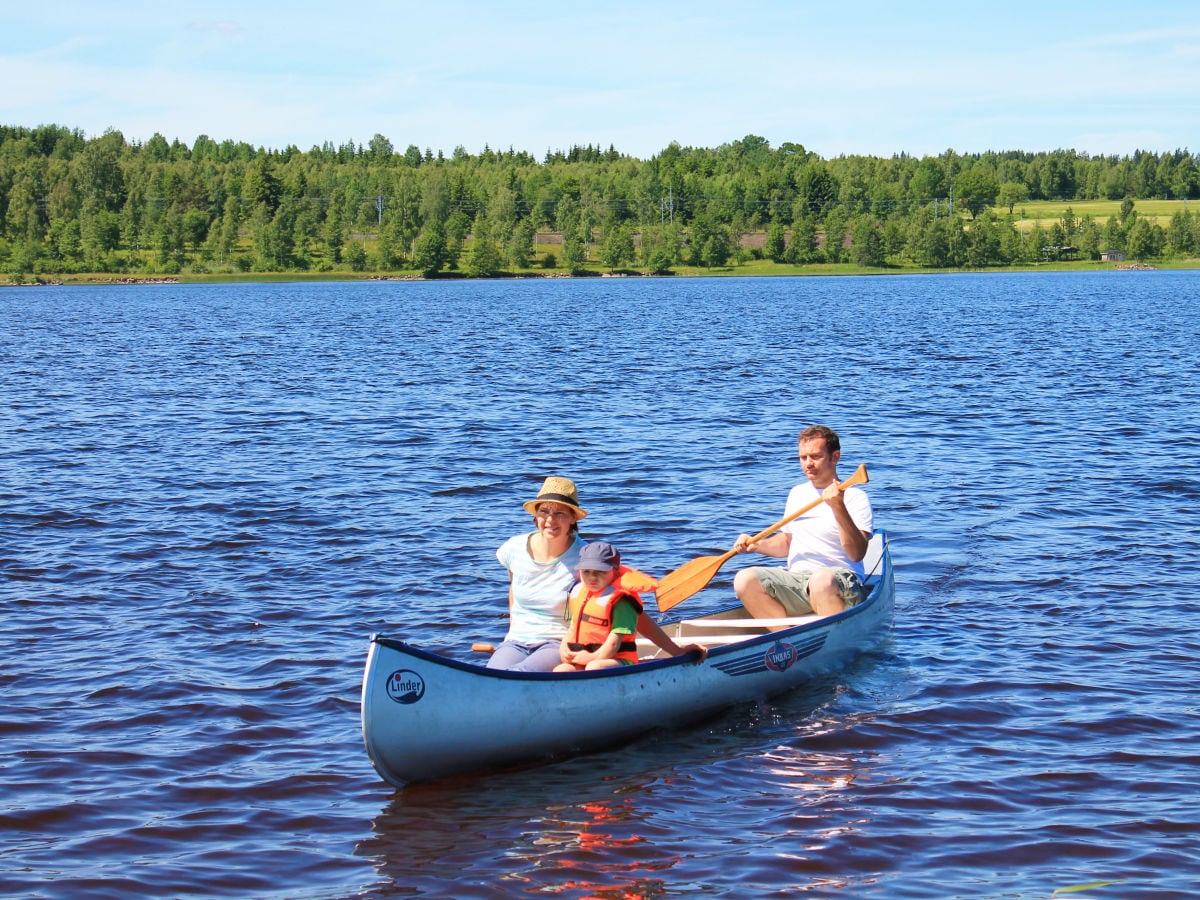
[{"x1": 487, "y1": 476, "x2": 587, "y2": 671}]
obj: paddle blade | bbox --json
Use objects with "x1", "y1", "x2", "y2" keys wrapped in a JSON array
[
  {"x1": 844, "y1": 463, "x2": 869, "y2": 487},
  {"x1": 654, "y1": 552, "x2": 730, "y2": 612}
]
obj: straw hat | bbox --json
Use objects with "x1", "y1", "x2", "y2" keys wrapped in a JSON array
[{"x1": 522, "y1": 476, "x2": 588, "y2": 519}]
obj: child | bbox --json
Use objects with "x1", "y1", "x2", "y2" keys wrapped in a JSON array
[{"x1": 555, "y1": 541, "x2": 656, "y2": 672}]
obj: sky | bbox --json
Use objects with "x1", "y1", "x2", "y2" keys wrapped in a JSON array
[{"x1": 4, "y1": 1, "x2": 1199, "y2": 160}]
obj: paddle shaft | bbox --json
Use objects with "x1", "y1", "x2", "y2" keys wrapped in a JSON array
[{"x1": 740, "y1": 463, "x2": 869, "y2": 550}]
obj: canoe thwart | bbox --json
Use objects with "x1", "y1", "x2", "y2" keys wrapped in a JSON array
[{"x1": 678, "y1": 615, "x2": 824, "y2": 629}]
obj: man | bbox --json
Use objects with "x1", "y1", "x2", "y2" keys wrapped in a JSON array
[{"x1": 732, "y1": 425, "x2": 873, "y2": 618}]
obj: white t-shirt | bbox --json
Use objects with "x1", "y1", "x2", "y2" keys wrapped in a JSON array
[
  {"x1": 781, "y1": 482, "x2": 873, "y2": 578},
  {"x1": 496, "y1": 532, "x2": 583, "y2": 642}
]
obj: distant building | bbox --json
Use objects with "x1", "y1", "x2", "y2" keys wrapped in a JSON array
[{"x1": 1100, "y1": 250, "x2": 1126, "y2": 262}]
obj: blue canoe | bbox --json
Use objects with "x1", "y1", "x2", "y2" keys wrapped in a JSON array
[{"x1": 361, "y1": 531, "x2": 894, "y2": 785}]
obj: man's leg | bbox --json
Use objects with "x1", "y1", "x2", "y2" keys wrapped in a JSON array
[
  {"x1": 734, "y1": 567, "x2": 789, "y2": 628},
  {"x1": 804, "y1": 568, "x2": 846, "y2": 615}
]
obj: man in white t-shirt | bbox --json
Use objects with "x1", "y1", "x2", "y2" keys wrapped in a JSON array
[{"x1": 732, "y1": 425, "x2": 873, "y2": 618}]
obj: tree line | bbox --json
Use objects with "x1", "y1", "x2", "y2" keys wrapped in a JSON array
[{"x1": 2, "y1": 124, "x2": 1199, "y2": 280}]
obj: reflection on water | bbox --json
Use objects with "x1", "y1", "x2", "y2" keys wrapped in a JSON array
[
  {"x1": 358, "y1": 755, "x2": 686, "y2": 897},
  {"x1": 520, "y1": 794, "x2": 675, "y2": 898},
  {"x1": 356, "y1": 681, "x2": 870, "y2": 898}
]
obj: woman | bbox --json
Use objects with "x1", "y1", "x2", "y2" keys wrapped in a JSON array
[
  {"x1": 487, "y1": 476, "x2": 588, "y2": 671},
  {"x1": 488, "y1": 476, "x2": 704, "y2": 672}
]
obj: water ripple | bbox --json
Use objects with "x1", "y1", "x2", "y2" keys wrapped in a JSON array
[{"x1": 3, "y1": 274, "x2": 1200, "y2": 898}]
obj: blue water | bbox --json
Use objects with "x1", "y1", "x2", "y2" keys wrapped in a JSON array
[{"x1": 2, "y1": 272, "x2": 1198, "y2": 899}]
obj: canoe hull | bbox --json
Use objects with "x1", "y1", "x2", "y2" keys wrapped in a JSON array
[{"x1": 361, "y1": 532, "x2": 894, "y2": 785}]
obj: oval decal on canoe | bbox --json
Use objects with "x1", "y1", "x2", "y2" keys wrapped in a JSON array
[
  {"x1": 385, "y1": 669, "x2": 426, "y2": 704},
  {"x1": 764, "y1": 641, "x2": 798, "y2": 672}
]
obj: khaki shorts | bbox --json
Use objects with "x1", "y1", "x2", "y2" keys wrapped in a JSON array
[{"x1": 749, "y1": 566, "x2": 865, "y2": 615}]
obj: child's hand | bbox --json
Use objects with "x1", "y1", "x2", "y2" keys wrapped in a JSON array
[{"x1": 681, "y1": 643, "x2": 707, "y2": 662}]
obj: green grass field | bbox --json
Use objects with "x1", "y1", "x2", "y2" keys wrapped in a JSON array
[{"x1": 1004, "y1": 198, "x2": 1193, "y2": 231}]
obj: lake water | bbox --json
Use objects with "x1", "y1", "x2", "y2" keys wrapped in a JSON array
[{"x1": 2, "y1": 272, "x2": 1198, "y2": 899}]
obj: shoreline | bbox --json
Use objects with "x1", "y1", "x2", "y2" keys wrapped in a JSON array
[{"x1": 2, "y1": 259, "x2": 1185, "y2": 287}]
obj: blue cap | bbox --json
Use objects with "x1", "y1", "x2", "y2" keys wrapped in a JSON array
[{"x1": 578, "y1": 541, "x2": 620, "y2": 571}]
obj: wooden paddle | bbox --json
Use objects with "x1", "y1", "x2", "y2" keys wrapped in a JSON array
[{"x1": 654, "y1": 464, "x2": 869, "y2": 612}]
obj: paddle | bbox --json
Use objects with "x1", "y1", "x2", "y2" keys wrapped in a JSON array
[{"x1": 654, "y1": 464, "x2": 869, "y2": 612}]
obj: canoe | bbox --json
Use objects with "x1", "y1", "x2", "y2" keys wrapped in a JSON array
[{"x1": 361, "y1": 531, "x2": 894, "y2": 786}]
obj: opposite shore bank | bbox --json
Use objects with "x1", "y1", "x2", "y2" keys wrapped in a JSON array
[{"x1": 1, "y1": 259, "x2": 1180, "y2": 288}]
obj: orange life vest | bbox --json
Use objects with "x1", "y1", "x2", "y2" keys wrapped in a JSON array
[{"x1": 566, "y1": 566, "x2": 651, "y2": 664}]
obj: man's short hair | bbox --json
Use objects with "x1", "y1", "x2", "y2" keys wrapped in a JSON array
[{"x1": 799, "y1": 425, "x2": 840, "y2": 454}]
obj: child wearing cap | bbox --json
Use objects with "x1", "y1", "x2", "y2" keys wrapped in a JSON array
[{"x1": 555, "y1": 541, "x2": 658, "y2": 672}]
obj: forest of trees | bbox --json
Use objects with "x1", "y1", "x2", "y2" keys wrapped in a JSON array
[{"x1": 3, "y1": 124, "x2": 1200, "y2": 281}]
